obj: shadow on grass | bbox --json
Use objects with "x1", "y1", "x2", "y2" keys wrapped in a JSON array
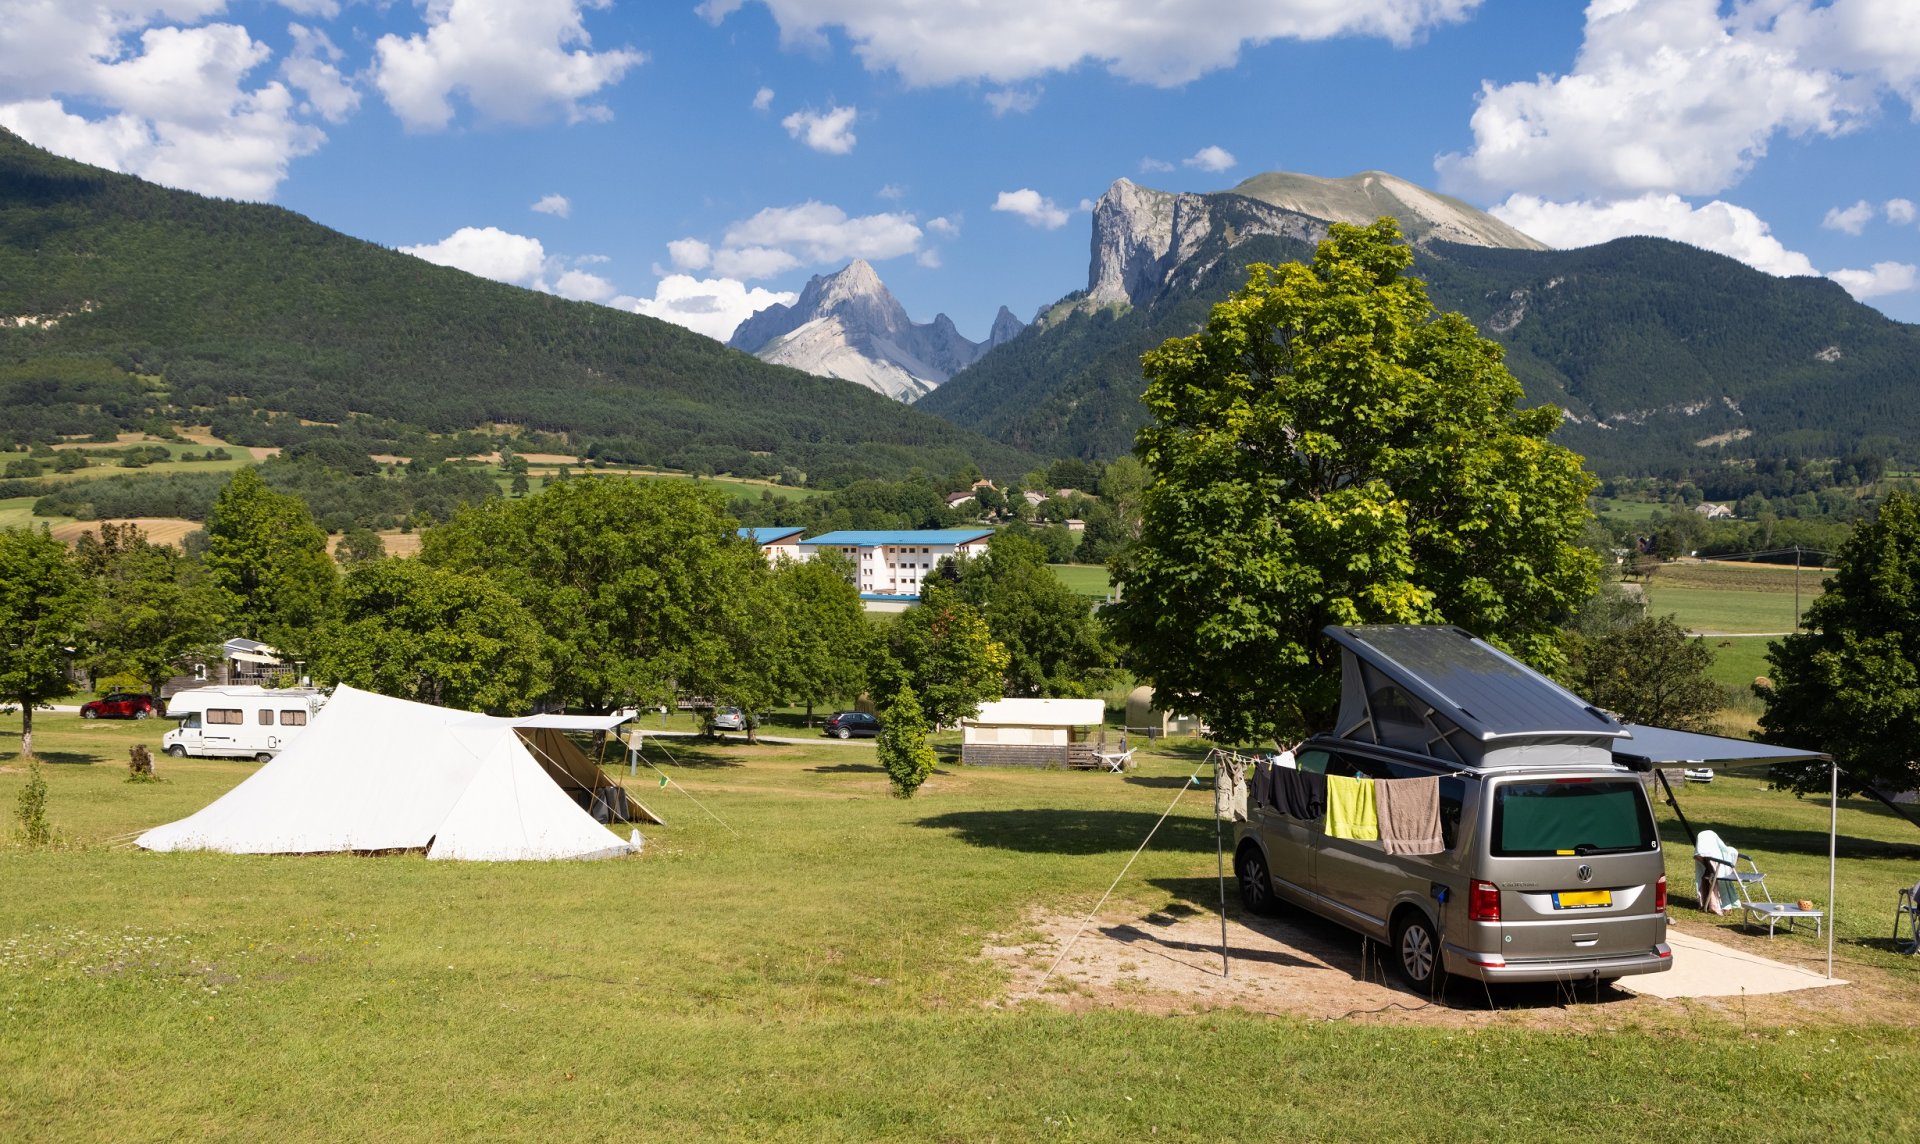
[
  {"x1": 807, "y1": 762, "x2": 885, "y2": 774},
  {"x1": 1124, "y1": 775, "x2": 1207, "y2": 790},
  {"x1": 914, "y1": 809, "x2": 1216, "y2": 854},
  {"x1": 630, "y1": 746, "x2": 742, "y2": 771},
  {"x1": 3, "y1": 751, "x2": 100, "y2": 766}
]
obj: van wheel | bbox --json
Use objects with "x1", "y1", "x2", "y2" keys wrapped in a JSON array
[
  {"x1": 165, "y1": 745, "x2": 187, "y2": 758},
  {"x1": 1393, "y1": 913, "x2": 1441, "y2": 991},
  {"x1": 1235, "y1": 848, "x2": 1279, "y2": 917},
  {"x1": 255, "y1": 752, "x2": 274, "y2": 764}
]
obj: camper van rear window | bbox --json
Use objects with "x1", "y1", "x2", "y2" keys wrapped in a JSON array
[
  {"x1": 208, "y1": 709, "x2": 243, "y2": 725},
  {"x1": 1491, "y1": 780, "x2": 1655, "y2": 857}
]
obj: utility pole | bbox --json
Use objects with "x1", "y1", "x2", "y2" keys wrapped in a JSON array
[{"x1": 1794, "y1": 545, "x2": 1802, "y2": 631}]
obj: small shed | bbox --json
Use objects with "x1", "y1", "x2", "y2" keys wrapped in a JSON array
[
  {"x1": 962, "y1": 698, "x2": 1108, "y2": 767},
  {"x1": 1125, "y1": 686, "x2": 1202, "y2": 739}
]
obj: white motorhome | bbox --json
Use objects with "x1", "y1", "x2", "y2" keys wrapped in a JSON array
[{"x1": 162, "y1": 686, "x2": 328, "y2": 762}]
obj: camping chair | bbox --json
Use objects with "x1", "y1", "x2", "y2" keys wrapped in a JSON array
[
  {"x1": 1896, "y1": 884, "x2": 1920, "y2": 954},
  {"x1": 1692, "y1": 830, "x2": 1759, "y2": 915},
  {"x1": 1710, "y1": 838, "x2": 1823, "y2": 937}
]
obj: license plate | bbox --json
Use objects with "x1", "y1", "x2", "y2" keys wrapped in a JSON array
[{"x1": 1554, "y1": 890, "x2": 1612, "y2": 909}]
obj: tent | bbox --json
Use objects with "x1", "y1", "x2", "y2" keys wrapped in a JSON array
[{"x1": 137, "y1": 685, "x2": 643, "y2": 861}]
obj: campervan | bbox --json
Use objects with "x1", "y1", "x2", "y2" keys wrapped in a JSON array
[
  {"x1": 161, "y1": 686, "x2": 329, "y2": 762},
  {"x1": 1234, "y1": 626, "x2": 1671, "y2": 991}
]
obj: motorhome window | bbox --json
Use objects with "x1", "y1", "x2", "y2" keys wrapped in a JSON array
[
  {"x1": 208, "y1": 709, "x2": 243, "y2": 725},
  {"x1": 1491, "y1": 781, "x2": 1655, "y2": 857},
  {"x1": 280, "y1": 709, "x2": 307, "y2": 726},
  {"x1": 259, "y1": 708, "x2": 274, "y2": 725},
  {"x1": 181, "y1": 713, "x2": 202, "y2": 729}
]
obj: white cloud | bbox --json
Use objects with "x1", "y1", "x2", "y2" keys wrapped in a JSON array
[
  {"x1": 401, "y1": 226, "x2": 551, "y2": 286},
  {"x1": 1822, "y1": 200, "x2": 1874, "y2": 235},
  {"x1": 532, "y1": 193, "x2": 571, "y2": 217},
  {"x1": 721, "y1": 201, "x2": 922, "y2": 265},
  {"x1": 1889, "y1": 198, "x2": 1918, "y2": 226},
  {"x1": 992, "y1": 188, "x2": 1069, "y2": 229},
  {"x1": 916, "y1": 248, "x2": 942, "y2": 268},
  {"x1": 1183, "y1": 145, "x2": 1236, "y2": 173},
  {"x1": 1827, "y1": 261, "x2": 1918, "y2": 299},
  {"x1": 1492, "y1": 193, "x2": 1819, "y2": 277},
  {"x1": 667, "y1": 237, "x2": 713, "y2": 270},
  {"x1": 0, "y1": 8, "x2": 326, "y2": 200},
  {"x1": 282, "y1": 24, "x2": 359, "y2": 124},
  {"x1": 752, "y1": 85, "x2": 774, "y2": 110},
  {"x1": 985, "y1": 86, "x2": 1040, "y2": 115},
  {"x1": 1139, "y1": 157, "x2": 1174, "y2": 173},
  {"x1": 780, "y1": 104, "x2": 857, "y2": 154},
  {"x1": 1438, "y1": 0, "x2": 1920, "y2": 202},
  {"x1": 876, "y1": 183, "x2": 904, "y2": 200},
  {"x1": 373, "y1": 0, "x2": 643, "y2": 132},
  {"x1": 622, "y1": 275, "x2": 797, "y2": 342},
  {"x1": 553, "y1": 267, "x2": 616, "y2": 302},
  {"x1": 713, "y1": 245, "x2": 802, "y2": 279},
  {"x1": 926, "y1": 215, "x2": 959, "y2": 238},
  {"x1": 698, "y1": 0, "x2": 1481, "y2": 87}
]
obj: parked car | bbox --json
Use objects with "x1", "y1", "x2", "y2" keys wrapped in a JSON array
[
  {"x1": 1684, "y1": 767, "x2": 1715, "y2": 783},
  {"x1": 822, "y1": 711, "x2": 880, "y2": 739},
  {"x1": 710, "y1": 707, "x2": 746, "y2": 732},
  {"x1": 80, "y1": 691, "x2": 156, "y2": 720}
]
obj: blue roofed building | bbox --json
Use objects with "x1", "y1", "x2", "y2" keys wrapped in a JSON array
[
  {"x1": 796, "y1": 529, "x2": 995, "y2": 611},
  {"x1": 737, "y1": 526, "x2": 806, "y2": 562}
]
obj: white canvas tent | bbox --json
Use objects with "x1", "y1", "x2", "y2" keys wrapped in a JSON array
[{"x1": 137, "y1": 685, "x2": 639, "y2": 861}]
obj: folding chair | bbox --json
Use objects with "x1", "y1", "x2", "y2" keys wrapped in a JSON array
[{"x1": 1896, "y1": 885, "x2": 1920, "y2": 953}]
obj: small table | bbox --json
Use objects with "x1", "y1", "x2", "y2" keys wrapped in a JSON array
[{"x1": 1743, "y1": 901, "x2": 1823, "y2": 937}]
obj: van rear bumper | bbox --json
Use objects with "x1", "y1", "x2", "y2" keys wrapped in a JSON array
[{"x1": 1442, "y1": 942, "x2": 1672, "y2": 983}]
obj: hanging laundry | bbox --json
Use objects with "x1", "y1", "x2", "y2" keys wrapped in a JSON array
[
  {"x1": 1273, "y1": 767, "x2": 1325, "y2": 821},
  {"x1": 1376, "y1": 775, "x2": 1443, "y2": 855},
  {"x1": 1324, "y1": 774, "x2": 1379, "y2": 841},
  {"x1": 1214, "y1": 756, "x2": 1249, "y2": 822},
  {"x1": 1251, "y1": 757, "x2": 1273, "y2": 811}
]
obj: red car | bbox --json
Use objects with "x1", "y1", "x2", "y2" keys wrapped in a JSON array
[{"x1": 80, "y1": 691, "x2": 157, "y2": 720}]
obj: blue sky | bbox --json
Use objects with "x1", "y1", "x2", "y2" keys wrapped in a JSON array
[{"x1": 3, "y1": 0, "x2": 1917, "y2": 342}]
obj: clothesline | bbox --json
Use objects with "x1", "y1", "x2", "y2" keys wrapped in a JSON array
[{"x1": 1210, "y1": 748, "x2": 1446, "y2": 856}]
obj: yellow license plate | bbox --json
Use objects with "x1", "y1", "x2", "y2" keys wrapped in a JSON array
[{"x1": 1554, "y1": 890, "x2": 1612, "y2": 909}]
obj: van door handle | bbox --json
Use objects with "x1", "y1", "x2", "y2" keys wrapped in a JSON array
[{"x1": 1571, "y1": 933, "x2": 1599, "y2": 947}]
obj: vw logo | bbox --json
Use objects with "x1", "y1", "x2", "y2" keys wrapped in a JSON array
[{"x1": 1577, "y1": 864, "x2": 1593, "y2": 882}]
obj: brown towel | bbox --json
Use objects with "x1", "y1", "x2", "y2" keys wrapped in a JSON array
[{"x1": 1376, "y1": 776, "x2": 1444, "y2": 855}]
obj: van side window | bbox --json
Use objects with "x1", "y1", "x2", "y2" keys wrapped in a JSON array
[
  {"x1": 280, "y1": 709, "x2": 307, "y2": 726},
  {"x1": 1294, "y1": 749, "x2": 1332, "y2": 774},
  {"x1": 259, "y1": 708, "x2": 274, "y2": 725},
  {"x1": 208, "y1": 708, "x2": 243, "y2": 725},
  {"x1": 182, "y1": 713, "x2": 202, "y2": 729},
  {"x1": 1439, "y1": 777, "x2": 1466, "y2": 851}
]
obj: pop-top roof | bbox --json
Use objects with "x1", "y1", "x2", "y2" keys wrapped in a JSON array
[
  {"x1": 738, "y1": 526, "x2": 806, "y2": 544},
  {"x1": 799, "y1": 529, "x2": 994, "y2": 547},
  {"x1": 1326, "y1": 625, "x2": 1624, "y2": 743}
]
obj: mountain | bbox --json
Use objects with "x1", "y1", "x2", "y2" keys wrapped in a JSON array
[
  {"x1": 0, "y1": 129, "x2": 1035, "y2": 484},
  {"x1": 919, "y1": 172, "x2": 1920, "y2": 475},
  {"x1": 728, "y1": 260, "x2": 1021, "y2": 401}
]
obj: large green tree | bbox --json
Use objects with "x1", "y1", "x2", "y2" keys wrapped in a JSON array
[
  {"x1": 939, "y1": 532, "x2": 1113, "y2": 697},
  {"x1": 769, "y1": 549, "x2": 873, "y2": 725},
  {"x1": 873, "y1": 590, "x2": 1010, "y2": 729},
  {"x1": 1108, "y1": 219, "x2": 1598, "y2": 744},
  {"x1": 309, "y1": 559, "x2": 549, "y2": 714},
  {"x1": 1562, "y1": 615, "x2": 1723, "y2": 731},
  {"x1": 0, "y1": 527, "x2": 92, "y2": 758},
  {"x1": 422, "y1": 477, "x2": 761, "y2": 713},
  {"x1": 1759, "y1": 491, "x2": 1920, "y2": 795},
  {"x1": 78, "y1": 522, "x2": 226, "y2": 698},
  {"x1": 203, "y1": 468, "x2": 336, "y2": 655},
  {"x1": 876, "y1": 684, "x2": 937, "y2": 799}
]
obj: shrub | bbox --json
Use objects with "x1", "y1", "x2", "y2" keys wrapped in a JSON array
[{"x1": 15, "y1": 761, "x2": 50, "y2": 845}]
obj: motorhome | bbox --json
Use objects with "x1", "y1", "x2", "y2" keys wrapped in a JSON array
[
  {"x1": 161, "y1": 686, "x2": 329, "y2": 762},
  {"x1": 1234, "y1": 625, "x2": 1671, "y2": 991}
]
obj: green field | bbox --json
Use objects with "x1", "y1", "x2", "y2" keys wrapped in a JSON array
[
  {"x1": 5, "y1": 711, "x2": 1919, "y2": 1139},
  {"x1": 1049, "y1": 563, "x2": 1111, "y2": 597},
  {"x1": 1640, "y1": 560, "x2": 1827, "y2": 634}
]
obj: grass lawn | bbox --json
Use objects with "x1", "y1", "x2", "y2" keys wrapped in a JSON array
[
  {"x1": 1640, "y1": 560, "x2": 1827, "y2": 634},
  {"x1": 1049, "y1": 563, "x2": 1111, "y2": 598},
  {"x1": 4, "y1": 713, "x2": 1919, "y2": 1140}
]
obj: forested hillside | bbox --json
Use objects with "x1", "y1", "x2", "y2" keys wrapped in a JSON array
[
  {"x1": 923, "y1": 218, "x2": 1920, "y2": 475},
  {"x1": 0, "y1": 130, "x2": 1032, "y2": 485}
]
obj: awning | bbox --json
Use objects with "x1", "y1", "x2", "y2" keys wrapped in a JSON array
[
  {"x1": 507, "y1": 712, "x2": 633, "y2": 732},
  {"x1": 1612, "y1": 725, "x2": 1828, "y2": 769}
]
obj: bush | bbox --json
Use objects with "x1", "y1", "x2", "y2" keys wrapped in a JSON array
[
  {"x1": 15, "y1": 761, "x2": 50, "y2": 845},
  {"x1": 877, "y1": 685, "x2": 937, "y2": 799}
]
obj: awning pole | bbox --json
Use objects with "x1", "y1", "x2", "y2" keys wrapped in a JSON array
[{"x1": 1828, "y1": 759, "x2": 1838, "y2": 980}]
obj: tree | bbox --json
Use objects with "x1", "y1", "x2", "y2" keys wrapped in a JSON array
[
  {"x1": 1562, "y1": 615, "x2": 1723, "y2": 731},
  {"x1": 873, "y1": 591, "x2": 1009, "y2": 729},
  {"x1": 203, "y1": 468, "x2": 336, "y2": 655},
  {"x1": 770, "y1": 550, "x2": 873, "y2": 725},
  {"x1": 940, "y1": 532, "x2": 1113, "y2": 697},
  {"x1": 308, "y1": 559, "x2": 549, "y2": 714},
  {"x1": 335, "y1": 527, "x2": 386, "y2": 566},
  {"x1": 421, "y1": 477, "x2": 761, "y2": 713},
  {"x1": 876, "y1": 684, "x2": 937, "y2": 798},
  {"x1": 80, "y1": 523, "x2": 226, "y2": 698},
  {"x1": 0, "y1": 527, "x2": 92, "y2": 759},
  {"x1": 1108, "y1": 220, "x2": 1598, "y2": 745},
  {"x1": 1759, "y1": 491, "x2": 1920, "y2": 795}
]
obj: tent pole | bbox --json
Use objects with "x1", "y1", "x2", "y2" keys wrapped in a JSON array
[
  {"x1": 1828, "y1": 759, "x2": 1838, "y2": 980},
  {"x1": 1216, "y1": 790, "x2": 1230, "y2": 978}
]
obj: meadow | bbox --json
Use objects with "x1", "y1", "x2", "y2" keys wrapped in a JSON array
[{"x1": 4, "y1": 711, "x2": 1919, "y2": 1140}]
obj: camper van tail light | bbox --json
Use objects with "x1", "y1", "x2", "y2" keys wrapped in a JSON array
[
  {"x1": 1654, "y1": 875, "x2": 1668, "y2": 913},
  {"x1": 1468, "y1": 879, "x2": 1501, "y2": 923}
]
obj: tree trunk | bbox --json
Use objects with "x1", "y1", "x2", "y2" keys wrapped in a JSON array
[
  {"x1": 20, "y1": 701, "x2": 33, "y2": 760},
  {"x1": 806, "y1": 700, "x2": 814, "y2": 728}
]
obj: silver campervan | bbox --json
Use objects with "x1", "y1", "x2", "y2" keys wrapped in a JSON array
[{"x1": 1233, "y1": 625, "x2": 1671, "y2": 990}]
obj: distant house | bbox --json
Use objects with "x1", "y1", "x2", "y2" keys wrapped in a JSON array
[
  {"x1": 944, "y1": 490, "x2": 978, "y2": 509},
  {"x1": 221, "y1": 638, "x2": 293, "y2": 687},
  {"x1": 795, "y1": 529, "x2": 994, "y2": 612},
  {"x1": 1022, "y1": 490, "x2": 1047, "y2": 508},
  {"x1": 961, "y1": 697, "x2": 1110, "y2": 767},
  {"x1": 1694, "y1": 503, "x2": 1735, "y2": 520},
  {"x1": 738, "y1": 526, "x2": 806, "y2": 561},
  {"x1": 1064, "y1": 518, "x2": 1086, "y2": 533}
]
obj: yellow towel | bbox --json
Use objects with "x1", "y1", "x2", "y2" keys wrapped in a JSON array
[{"x1": 1324, "y1": 775, "x2": 1379, "y2": 841}]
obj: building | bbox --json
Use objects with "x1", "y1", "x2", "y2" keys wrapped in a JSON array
[
  {"x1": 796, "y1": 528, "x2": 993, "y2": 611},
  {"x1": 944, "y1": 490, "x2": 978, "y2": 509},
  {"x1": 961, "y1": 697, "x2": 1111, "y2": 767},
  {"x1": 1693, "y1": 503, "x2": 1734, "y2": 520},
  {"x1": 738, "y1": 526, "x2": 806, "y2": 561}
]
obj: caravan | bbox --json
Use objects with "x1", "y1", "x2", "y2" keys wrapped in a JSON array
[{"x1": 162, "y1": 686, "x2": 328, "y2": 762}]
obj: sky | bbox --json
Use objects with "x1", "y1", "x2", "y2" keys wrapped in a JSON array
[{"x1": 2, "y1": 0, "x2": 1918, "y2": 344}]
